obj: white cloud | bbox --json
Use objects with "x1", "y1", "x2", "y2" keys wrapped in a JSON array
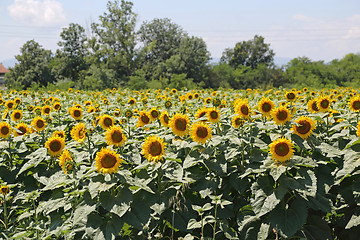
[{"x1": 8, "y1": 0, "x2": 66, "y2": 27}]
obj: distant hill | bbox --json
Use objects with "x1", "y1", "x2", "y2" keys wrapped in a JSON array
[{"x1": 1, "y1": 58, "x2": 18, "y2": 69}]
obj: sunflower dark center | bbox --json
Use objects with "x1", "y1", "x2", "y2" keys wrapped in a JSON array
[
  {"x1": 235, "y1": 118, "x2": 243, "y2": 126},
  {"x1": 287, "y1": 93, "x2": 295, "y2": 100},
  {"x1": 50, "y1": 140, "x2": 62, "y2": 152},
  {"x1": 141, "y1": 115, "x2": 150, "y2": 124},
  {"x1": 241, "y1": 105, "x2": 249, "y2": 115},
  {"x1": 210, "y1": 111, "x2": 218, "y2": 119},
  {"x1": 275, "y1": 143, "x2": 290, "y2": 156},
  {"x1": 175, "y1": 118, "x2": 187, "y2": 131},
  {"x1": 104, "y1": 118, "x2": 113, "y2": 127},
  {"x1": 1, "y1": 126, "x2": 10, "y2": 135},
  {"x1": 149, "y1": 141, "x2": 162, "y2": 156},
  {"x1": 14, "y1": 112, "x2": 21, "y2": 119},
  {"x1": 111, "y1": 131, "x2": 123, "y2": 143},
  {"x1": 129, "y1": 100, "x2": 135, "y2": 105},
  {"x1": 353, "y1": 100, "x2": 360, "y2": 110},
  {"x1": 164, "y1": 115, "x2": 169, "y2": 124},
  {"x1": 262, "y1": 103, "x2": 272, "y2": 112},
  {"x1": 79, "y1": 129, "x2": 85, "y2": 138},
  {"x1": 277, "y1": 110, "x2": 288, "y2": 121},
  {"x1": 196, "y1": 126, "x2": 208, "y2": 139},
  {"x1": 74, "y1": 110, "x2": 81, "y2": 117},
  {"x1": 44, "y1": 108, "x2": 50, "y2": 114},
  {"x1": 18, "y1": 126, "x2": 26, "y2": 135},
  {"x1": 151, "y1": 110, "x2": 159, "y2": 118},
  {"x1": 7, "y1": 103, "x2": 13, "y2": 109},
  {"x1": 312, "y1": 102, "x2": 319, "y2": 111},
  {"x1": 37, "y1": 120, "x2": 45, "y2": 128},
  {"x1": 296, "y1": 120, "x2": 311, "y2": 134},
  {"x1": 320, "y1": 100, "x2": 329, "y2": 108},
  {"x1": 101, "y1": 154, "x2": 117, "y2": 168}
]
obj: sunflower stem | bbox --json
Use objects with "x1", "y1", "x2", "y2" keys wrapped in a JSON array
[{"x1": 3, "y1": 195, "x2": 8, "y2": 230}]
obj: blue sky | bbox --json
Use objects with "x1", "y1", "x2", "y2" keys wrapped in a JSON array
[{"x1": 1, "y1": 0, "x2": 360, "y2": 66}]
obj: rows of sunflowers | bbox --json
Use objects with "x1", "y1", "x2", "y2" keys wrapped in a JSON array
[{"x1": 1, "y1": 87, "x2": 360, "y2": 239}]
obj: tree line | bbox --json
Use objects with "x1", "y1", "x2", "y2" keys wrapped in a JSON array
[{"x1": 5, "y1": 0, "x2": 360, "y2": 90}]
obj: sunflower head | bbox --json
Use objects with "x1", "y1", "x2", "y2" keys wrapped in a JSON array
[
  {"x1": 292, "y1": 116, "x2": 316, "y2": 139},
  {"x1": 142, "y1": 135, "x2": 166, "y2": 163},
  {"x1": 70, "y1": 122, "x2": 87, "y2": 143},
  {"x1": 271, "y1": 107, "x2": 292, "y2": 125},
  {"x1": 235, "y1": 100, "x2": 251, "y2": 119},
  {"x1": 0, "y1": 122, "x2": 11, "y2": 138},
  {"x1": 45, "y1": 136, "x2": 65, "y2": 157},
  {"x1": 195, "y1": 107, "x2": 208, "y2": 122},
  {"x1": 128, "y1": 97, "x2": 136, "y2": 105},
  {"x1": 269, "y1": 137, "x2": 294, "y2": 163},
  {"x1": 232, "y1": 115, "x2": 244, "y2": 128},
  {"x1": 53, "y1": 102, "x2": 61, "y2": 111},
  {"x1": 349, "y1": 96, "x2": 360, "y2": 112},
  {"x1": 164, "y1": 100, "x2": 172, "y2": 109},
  {"x1": 149, "y1": 107, "x2": 160, "y2": 121},
  {"x1": 307, "y1": 99, "x2": 320, "y2": 113},
  {"x1": 160, "y1": 111, "x2": 170, "y2": 127},
  {"x1": 69, "y1": 107, "x2": 83, "y2": 120},
  {"x1": 14, "y1": 123, "x2": 29, "y2": 137},
  {"x1": 317, "y1": 96, "x2": 331, "y2": 112},
  {"x1": 99, "y1": 114, "x2": 114, "y2": 130},
  {"x1": 207, "y1": 108, "x2": 220, "y2": 123},
  {"x1": 137, "y1": 111, "x2": 151, "y2": 127},
  {"x1": 190, "y1": 122, "x2": 212, "y2": 144},
  {"x1": 31, "y1": 116, "x2": 47, "y2": 132},
  {"x1": 285, "y1": 91, "x2": 297, "y2": 102},
  {"x1": 42, "y1": 105, "x2": 52, "y2": 115},
  {"x1": 95, "y1": 148, "x2": 123, "y2": 174},
  {"x1": 53, "y1": 130, "x2": 66, "y2": 139},
  {"x1": 58, "y1": 149, "x2": 74, "y2": 174},
  {"x1": 258, "y1": 98, "x2": 275, "y2": 116},
  {"x1": 5, "y1": 100, "x2": 15, "y2": 110},
  {"x1": 169, "y1": 113, "x2": 190, "y2": 137},
  {"x1": 105, "y1": 126, "x2": 127, "y2": 147},
  {"x1": 11, "y1": 110, "x2": 22, "y2": 121},
  {"x1": 0, "y1": 185, "x2": 10, "y2": 196}
]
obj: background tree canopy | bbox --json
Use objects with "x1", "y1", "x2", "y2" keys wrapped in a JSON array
[{"x1": 4, "y1": 0, "x2": 360, "y2": 90}]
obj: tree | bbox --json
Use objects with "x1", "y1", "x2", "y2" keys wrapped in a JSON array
[
  {"x1": 51, "y1": 23, "x2": 88, "y2": 84},
  {"x1": 5, "y1": 40, "x2": 53, "y2": 89},
  {"x1": 91, "y1": 0, "x2": 137, "y2": 79},
  {"x1": 221, "y1": 35, "x2": 275, "y2": 69}
]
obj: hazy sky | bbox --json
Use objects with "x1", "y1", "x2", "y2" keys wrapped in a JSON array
[{"x1": 1, "y1": 0, "x2": 360, "y2": 63}]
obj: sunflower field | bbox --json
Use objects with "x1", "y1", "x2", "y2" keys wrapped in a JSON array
[{"x1": 0, "y1": 87, "x2": 360, "y2": 239}]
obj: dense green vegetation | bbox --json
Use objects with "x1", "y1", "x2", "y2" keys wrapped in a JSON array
[{"x1": 4, "y1": 0, "x2": 360, "y2": 90}]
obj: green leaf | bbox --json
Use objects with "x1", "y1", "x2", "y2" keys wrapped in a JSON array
[
  {"x1": 17, "y1": 147, "x2": 47, "y2": 177},
  {"x1": 73, "y1": 204, "x2": 96, "y2": 227},
  {"x1": 345, "y1": 214, "x2": 360, "y2": 229},
  {"x1": 269, "y1": 197, "x2": 308, "y2": 238},
  {"x1": 187, "y1": 219, "x2": 202, "y2": 229},
  {"x1": 257, "y1": 223, "x2": 270, "y2": 240}
]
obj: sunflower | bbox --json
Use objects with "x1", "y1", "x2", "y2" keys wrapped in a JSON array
[
  {"x1": 271, "y1": 107, "x2": 291, "y2": 125},
  {"x1": 0, "y1": 185, "x2": 10, "y2": 196},
  {"x1": 207, "y1": 108, "x2": 220, "y2": 123},
  {"x1": 159, "y1": 111, "x2": 170, "y2": 127},
  {"x1": 357, "y1": 121, "x2": 360, "y2": 138},
  {"x1": 204, "y1": 97, "x2": 212, "y2": 104},
  {"x1": 190, "y1": 122, "x2": 212, "y2": 144},
  {"x1": 84, "y1": 100, "x2": 92, "y2": 107},
  {"x1": 258, "y1": 98, "x2": 275, "y2": 117},
  {"x1": 149, "y1": 107, "x2": 160, "y2": 121},
  {"x1": 113, "y1": 108, "x2": 121, "y2": 117},
  {"x1": 31, "y1": 116, "x2": 47, "y2": 132},
  {"x1": 105, "y1": 126, "x2": 127, "y2": 147},
  {"x1": 14, "y1": 123, "x2": 29, "y2": 137},
  {"x1": 45, "y1": 136, "x2": 65, "y2": 157},
  {"x1": 232, "y1": 115, "x2": 244, "y2": 128},
  {"x1": 317, "y1": 96, "x2": 331, "y2": 112},
  {"x1": 99, "y1": 114, "x2": 114, "y2": 130},
  {"x1": 137, "y1": 111, "x2": 152, "y2": 127},
  {"x1": 11, "y1": 110, "x2": 22, "y2": 121},
  {"x1": 212, "y1": 98, "x2": 221, "y2": 107},
  {"x1": 169, "y1": 113, "x2": 190, "y2": 137},
  {"x1": 186, "y1": 92, "x2": 193, "y2": 100},
  {"x1": 42, "y1": 105, "x2": 52, "y2": 115},
  {"x1": 52, "y1": 130, "x2": 66, "y2": 139},
  {"x1": 0, "y1": 122, "x2": 11, "y2": 138},
  {"x1": 33, "y1": 106, "x2": 42, "y2": 115},
  {"x1": 128, "y1": 97, "x2": 136, "y2": 105},
  {"x1": 285, "y1": 91, "x2": 297, "y2": 102},
  {"x1": 142, "y1": 135, "x2": 166, "y2": 163},
  {"x1": 69, "y1": 107, "x2": 83, "y2": 120},
  {"x1": 234, "y1": 100, "x2": 251, "y2": 119},
  {"x1": 164, "y1": 100, "x2": 172, "y2": 109},
  {"x1": 14, "y1": 97, "x2": 21, "y2": 106},
  {"x1": 58, "y1": 149, "x2": 74, "y2": 173},
  {"x1": 53, "y1": 102, "x2": 61, "y2": 111},
  {"x1": 70, "y1": 122, "x2": 86, "y2": 143},
  {"x1": 195, "y1": 107, "x2": 208, "y2": 122},
  {"x1": 349, "y1": 96, "x2": 360, "y2": 112},
  {"x1": 95, "y1": 147, "x2": 123, "y2": 174},
  {"x1": 307, "y1": 99, "x2": 320, "y2": 113},
  {"x1": 5, "y1": 100, "x2": 15, "y2": 110},
  {"x1": 292, "y1": 116, "x2": 316, "y2": 139},
  {"x1": 269, "y1": 137, "x2": 294, "y2": 163}
]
